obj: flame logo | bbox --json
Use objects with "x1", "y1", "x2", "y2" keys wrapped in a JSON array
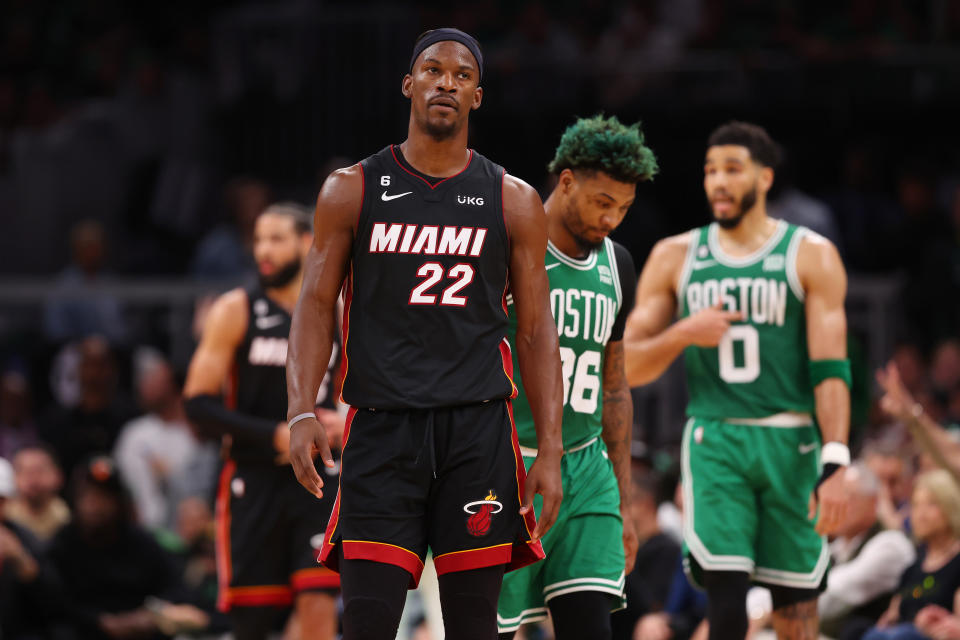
[{"x1": 464, "y1": 490, "x2": 502, "y2": 537}]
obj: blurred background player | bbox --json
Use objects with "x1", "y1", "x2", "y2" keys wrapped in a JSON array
[
  {"x1": 286, "y1": 28, "x2": 563, "y2": 640},
  {"x1": 496, "y1": 114, "x2": 657, "y2": 640},
  {"x1": 183, "y1": 203, "x2": 343, "y2": 640},
  {"x1": 624, "y1": 121, "x2": 851, "y2": 640}
]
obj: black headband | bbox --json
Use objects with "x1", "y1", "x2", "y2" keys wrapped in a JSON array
[{"x1": 409, "y1": 28, "x2": 483, "y2": 83}]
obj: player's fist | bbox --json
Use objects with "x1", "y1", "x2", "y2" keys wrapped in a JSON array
[
  {"x1": 289, "y1": 416, "x2": 334, "y2": 499},
  {"x1": 678, "y1": 302, "x2": 744, "y2": 347}
]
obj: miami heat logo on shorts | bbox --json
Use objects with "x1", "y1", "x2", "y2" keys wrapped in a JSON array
[{"x1": 463, "y1": 489, "x2": 503, "y2": 537}]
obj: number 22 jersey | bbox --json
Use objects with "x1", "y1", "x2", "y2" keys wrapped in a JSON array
[{"x1": 340, "y1": 145, "x2": 516, "y2": 410}]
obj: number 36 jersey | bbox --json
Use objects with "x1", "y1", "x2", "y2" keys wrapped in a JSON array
[
  {"x1": 678, "y1": 220, "x2": 814, "y2": 419},
  {"x1": 340, "y1": 145, "x2": 515, "y2": 410},
  {"x1": 507, "y1": 238, "x2": 635, "y2": 450}
]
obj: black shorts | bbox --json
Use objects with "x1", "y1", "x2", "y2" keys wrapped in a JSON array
[
  {"x1": 215, "y1": 457, "x2": 340, "y2": 611},
  {"x1": 319, "y1": 400, "x2": 544, "y2": 587}
]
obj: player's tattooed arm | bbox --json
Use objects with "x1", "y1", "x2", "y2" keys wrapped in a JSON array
[
  {"x1": 623, "y1": 232, "x2": 740, "y2": 387},
  {"x1": 286, "y1": 164, "x2": 362, "y2": 498},
  {"x1": 601, "y1": 340, "x2": 639, "y2": 572},
  {"x1": 502, "y1": 173, "x2": 563, "y2": 540},
  {"x1": 799, "y1": 233, "x2": 850, "y2": 534}
]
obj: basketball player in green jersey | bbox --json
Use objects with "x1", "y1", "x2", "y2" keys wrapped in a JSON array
[
  {"x1": 497, "y1": 115, "x2": 658, "y2": 640},
  {"x1": 623, "y1": 121, "x2": 850, "y2": 640}
]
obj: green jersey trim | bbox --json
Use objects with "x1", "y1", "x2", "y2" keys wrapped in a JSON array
[
  {"x1": 546, "y1": 239, "x2": 598, "y2": 270},
  {"x1": 708, "y1": 220, "x2": 788, "y2": 267},
  {"x1": 785, "y1": 226, "x2": 809, "y2": 301},
  {"x1": 723, "y1": 411, "x2": 813, "y2": 427}
]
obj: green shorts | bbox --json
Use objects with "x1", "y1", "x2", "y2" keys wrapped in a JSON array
[
  {"x1": 496, "y1": 437, "x2": 626, "y2": 633},
  {"x1": 681, "y1": 415, "x2": 829, "y2": 589}
]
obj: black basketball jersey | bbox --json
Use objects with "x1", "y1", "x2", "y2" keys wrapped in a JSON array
[
  {"x1": 230, "y1": 286, "x2": 340, "y2": 460},
  {"x1": 340, "y1": 145, "x2": 517, "y2": 409}
]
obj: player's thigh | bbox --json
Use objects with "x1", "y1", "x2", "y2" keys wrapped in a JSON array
[
  {"x1": 428, "y1": 401, "x2": 534, "y2": 574},
  {"x1": 682, "y1": 418, "x2": 758, "y2": 569},
  {"x1": 330, "y1": 408, "x2": 431, "y2": 569},
  {"x1": 754, "y1": 426, "x2": 827, "y2": 587},
  {"x1": 214, "y1": 463, "x2": 292, "y2": 612}
]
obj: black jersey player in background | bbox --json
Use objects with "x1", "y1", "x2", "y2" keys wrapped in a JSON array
[
  {"x1": 183, "y1": 204, "x2": 343, "y2": 640},
  {"x1": 286, "y1": 28, "x2": 564, "y2": 640}
]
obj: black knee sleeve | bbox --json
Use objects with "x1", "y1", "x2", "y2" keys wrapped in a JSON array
[
  {"x1": 703, "y1": 570, "x2": 750, "y2": 640},
  {"x1": 548, "y1": 591, "x2": 613, "y2": 640},
  {"x1": 339, "y1": 551, "x2": 409, "y2": 640},
  {"x1": 769, "y1": 585, "x2": 819, "y2": 611},
  {"x1": 439, "y1": 564, "x2": 505, "y2": 640}
]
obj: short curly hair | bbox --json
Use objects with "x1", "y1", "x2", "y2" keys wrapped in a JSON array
[{"x1": 547, "y1": 114, "x2": 659, "y2": 184}]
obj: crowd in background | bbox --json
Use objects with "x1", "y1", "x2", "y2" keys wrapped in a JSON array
[{"x1": 4, "y1": 0, "x2": 960, "y2": 639}]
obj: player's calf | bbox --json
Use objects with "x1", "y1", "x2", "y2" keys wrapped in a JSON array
[{"x1": 769, "y1": 587, "x2": 819, "y2": 640}]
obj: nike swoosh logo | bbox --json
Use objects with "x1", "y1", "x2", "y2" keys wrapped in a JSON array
[
  {"x1": 255, "y1": 315, "x2": 285, "y2": 330},
  {"x1": 545, "y1": 263, "x2": 562, "y2": 271},
  {"x1": 693, "y1": 259, "x2": 717, "y2": 270},
  {"x1": 798, "y1": 442, "x2": 817, "y2": 454},
  {"x1": 381, "y1": 190, "x2": 412, "y2": 201}
]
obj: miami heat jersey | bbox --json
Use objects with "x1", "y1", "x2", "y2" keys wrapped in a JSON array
[
  {"x1": 340, "y1": 145, "x2": 516, "y2": 409},
  {"x1": 231, "y1": 286, "x2": 339, "y2": 460}
]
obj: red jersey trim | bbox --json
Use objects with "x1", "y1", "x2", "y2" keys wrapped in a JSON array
[
  {"x1": 506, "y1": 400, "x2": 544, "y2": 570},
  {"x1": 337, "y1": 266, "x2": 354, "y2": 405},
  {"x1": 222, "y1": 585, "x2": 293, "y2": 609},
  {"x1": 342, "y1": 540, "x2": 425, "y2": 588},
  {"x1": 389, "y1": 145, "x2": 474, "y2": 191},
  {"x1": 355, "y1": 162, "x2": 365, "y2": 233},
  {"x1": 214, "y1": 459, "x2": 236, "y2": 612},
  {"x1": 434, "y1": 542, "x2": 514, "y2": 575},
  {"x1": 291, "y1": 567, "x2": 340, "y2": 591}
]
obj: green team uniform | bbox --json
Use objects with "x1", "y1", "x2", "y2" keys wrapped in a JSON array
[
  {"x1": 678, "y1": 220, "x2": 828, "y2": 589},
  {"x1": 497, "y1": 237, "x2": 635, "y2": 633}
]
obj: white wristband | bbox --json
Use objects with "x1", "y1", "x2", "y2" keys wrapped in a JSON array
[
  {"x1": 821, "y1": 442, "x2": 850, "y2": 466},
  {"x1": 288, "y1": 412, "x2": 317, "y2": 430}
]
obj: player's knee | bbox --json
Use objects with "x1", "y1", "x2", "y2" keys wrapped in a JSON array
[
  {"x1": 342, "y1": 596, "x2": 403, "y2": 640},
  {"x1": 440, "y1": 592, "x2": 498, "y2": 640},
  {"x1": 769, "y1": 585, "x2": 819, "y2": 611},
  {"x1": 548, "y1": 591, "x2": 613, "y2": 640},
  {"x1": 702, "y1": 571, "x2": 750, "y2": 640}
]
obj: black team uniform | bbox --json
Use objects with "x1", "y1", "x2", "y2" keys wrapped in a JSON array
[
  {"x1": 192, "y1": 286, "x2": 341, "y2": 613},
  {"x1": 319, "y1": 145, "x2": 544, "y2": 633}
]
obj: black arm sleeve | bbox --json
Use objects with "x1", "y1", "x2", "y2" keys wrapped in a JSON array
[
  {"x1": 184, "y1": 394, "x2": 276, "y2": 448},
  {"x1": 610, "y1": 241, "x2": 638, "y2": 342}
]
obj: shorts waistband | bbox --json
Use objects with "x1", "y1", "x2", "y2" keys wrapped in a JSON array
[
  {"x1": 722, "y1": 412, "x2": 813, "y2": 427},
  {"x1": 519, "y1": 436, "x2": 598, "y2": 457}
]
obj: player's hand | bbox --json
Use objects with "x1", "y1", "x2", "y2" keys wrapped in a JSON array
[
  {"x1": 621, "y1": 509, "x2": 639, "y2": 574},
  {"x1": 289, "y1": 416, "x2": 335, "y2": 499},
  {"x1": 678, "y1": 302, "x2": 744, "y2": 347},
  {"x1": 522, "y1": 450, "x2": 562, "y2": 541},
  {"x1": 807, "y1": 465, "x2": 848, "y2": 535},
  {"x1": 876, "y1": 361, "x2": 917, "y2": 422},
  {"x1": 635, "y1": 612, "x2": 672, "y2": 640}
]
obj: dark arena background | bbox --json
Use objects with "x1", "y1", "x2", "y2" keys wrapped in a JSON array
[{"x1": 1, "y1": 1, "x2": 960, "y2": 639}]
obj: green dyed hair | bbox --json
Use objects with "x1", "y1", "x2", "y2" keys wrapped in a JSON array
[{"x1": 547, "y1": 114, "x2": 659, "y2": 183}]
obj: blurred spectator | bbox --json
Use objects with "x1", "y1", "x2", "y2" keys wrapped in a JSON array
[
  {"x1": 113, "y1": 352, "x2": 216, "y2": 531},
  {"x1": 189, "y1": 176, "x2": 270, "y2": 281},
  {"x1": 42, "y1": 220, "x2": 129, "y2": 345},
  {"x1": 930, "y1": 340, "x2": 960, "y2": 407},
  {"x1": 864, "y1": 470, "x2": 960, "y2": 640},
  {"x1": 5, "y1": 444, "x2": 70, "y2": 543},
  {"x1": 631, "y1": 555, "x2": 707, "y2": 640},
  {"x1": 0, "y1": 370, "x2": 38, "y2": 459},
  {"x1": 40, "y1": 336, "x2": 135, "y2": 479},
  {"x1": 0, "y1": 456, "x2": 59, "y2": 639},
  {"x1": 745, "y1": 463, "x2": 916, "y2": 640},
  {"x1": 46, "y1": 455, "x2": 178, "y2": 640},
  {"x1": 613, "y1": 472, "x2": 681, "y2": 640},
  {"x1": 863, "y1": 438, "x2": 915, "y2": 532}
]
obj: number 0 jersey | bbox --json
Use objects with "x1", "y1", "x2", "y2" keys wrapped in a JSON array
[
  {"x1": 507, "y1": 238, "x2": 635, "y2": 450},
  {"x1": 678, "y1": 220, "x2": 814, "y2": 419},
  {"x1": 340, "y1": 145, "x2": 516, "y2": 410}
]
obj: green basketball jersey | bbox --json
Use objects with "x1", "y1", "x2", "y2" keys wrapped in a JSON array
[
  {"x1": 678, "y1": 220, "x2": 814, "y2": 419},
  {"x1": 507, "y1": 237, "x2": 624, "y2": 450}
]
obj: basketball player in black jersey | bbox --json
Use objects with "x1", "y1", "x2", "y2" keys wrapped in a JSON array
[
  {"x1": 286, "y1": 28, "x2": 564, "y2": 640},
  {"x1": 183, "y1": 204, "x2": 342, "y2": 640}
]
